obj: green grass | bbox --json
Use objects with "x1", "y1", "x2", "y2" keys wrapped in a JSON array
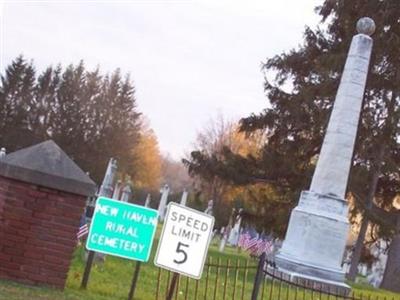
[{"x1": 0, "y1": 227, "x2": 399, "y2": 300}]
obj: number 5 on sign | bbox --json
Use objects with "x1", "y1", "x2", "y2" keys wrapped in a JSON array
[{"x1": 154, "y1": 202, "x2": 215, "y2": 279}]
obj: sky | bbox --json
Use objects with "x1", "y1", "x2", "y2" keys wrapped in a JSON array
[{"x1": 0, "y1": 0, "x2": 321, "y2": 159}]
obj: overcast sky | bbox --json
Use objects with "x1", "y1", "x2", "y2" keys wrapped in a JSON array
[{"x1": 1, "y1": 0, "x2": 321, "y2": 159}]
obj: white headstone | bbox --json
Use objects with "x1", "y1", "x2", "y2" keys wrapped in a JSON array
[
  {"x1": 112, "y1": 180, "x2": 122, "y2": 200},
  {"x1": 144, "y1": 193, "x2": 151, "y2": 208},
  {"x1": 180, "y1": 189, "x2": 188, "y2": 206},
  {"x1": 158, "y1": 184, "x2": 170, "y2": 222},
  {"x1": 99, "y1": 158, "x2": 117, "y2": 198},
  {"x1": 204, "y1": 199, "x2": 214, "y2": 216},
  {"x1": 120, "y1": 184, "x2": 132, "y2": 202},
  {"x1": 367, "y1": 239, "x2": 388, "y2": 287},
  {"x1": 228, "y1": 208, "x2": 243, "y2": 246}
]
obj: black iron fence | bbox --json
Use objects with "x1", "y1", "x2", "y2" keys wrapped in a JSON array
[
  {"x1": 154, "y1": 257, "x2": 259, "y2": 300},
  {"x1": 262, "y1": 263, "x2": 379, "y2": 300},
  {"x1": 153, "y1": 254, "x2": 399, "y2": 300},
  {"x1": 80, "y1": 248, "x2": 399, "y2": 300},
  {"x1": 259, "y1": 257, "x2": 399, "y2": 300}
]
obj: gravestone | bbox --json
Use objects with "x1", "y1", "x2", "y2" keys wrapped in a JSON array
[
  {"x1": 0, "y1": 140, "x2": 96, "y2": 288},
  {"x1": 98, "y1": 158, "x2": 117, "y2": 197},
  {"x1": 144, "y1": 193, "x2": 151, "y2": 208},
  {"x1": 112, "y1": 180, "x2": 122, "y2": 200},
  {"x1": 204, "y1": 199, "x2": 213, "y2": 216},
  {"x1": 367, "y1": 239, "x2": 388, "y2": 287},
  {"x1": 180, "y1": 189, "x2": 188, "y2": 206},
  {"x1": 228, "y1": 208, "x2": 243, "y2": 246},
  {"x1": 120, "y1": 182, "x2": 132, "y2": 202},
  {"x1": 275, "y1": 18, "x2": 375, "y2": 293},
  {"x1": 157, "y1": 184, "x2": 170, "y2": 222}
]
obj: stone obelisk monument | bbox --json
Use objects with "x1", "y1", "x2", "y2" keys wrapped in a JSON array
[
  {"x1": 98, "y1": 158, "x2": 117, "y2": 197},
  {"x1": 275, "y1": 18, "x2": 375, "y2": 291}
]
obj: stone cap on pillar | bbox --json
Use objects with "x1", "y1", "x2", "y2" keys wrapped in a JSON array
[{"x1": 0, "y1": 140, "x2": 96, "y2": 196}]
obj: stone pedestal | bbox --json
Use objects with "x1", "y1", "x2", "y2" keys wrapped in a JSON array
[{"x1": 275, "y1": 191, "x2": 350, "y2": 290}]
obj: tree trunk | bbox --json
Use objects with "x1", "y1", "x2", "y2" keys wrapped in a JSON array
[
  {"x1": 380, "y1": 216, "x2": 400, "y2": 292},
  {"x1": 347, "y1": 145, "x2": 385, "y2": 281},
  {"x1": 347, "y1": 216, "x2": 369, "y2": 280}
]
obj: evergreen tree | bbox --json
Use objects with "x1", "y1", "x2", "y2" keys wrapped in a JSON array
[
  {"x1": 31, "y1": 65, "x2": 61, "y2": 141},
  {"x1": 0, "y1": 56, "x2": 143, "y2": 184},
  {"x1": 0, "y1": 56, "x2": 36, "y2": 149},
  {"x1": 185, "y1": 0, "x2": 400, "y2": 291}
]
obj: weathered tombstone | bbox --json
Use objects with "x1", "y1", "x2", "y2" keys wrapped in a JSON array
[
  {"x1": 180, "y1": 189, "x2": 188, "y2": 206},
  {"x1": 112, "y1": 179, "x2": 122, "y2": 200},
  {"x1": 0, "y1": 140, "x2": 96, "y2": 289},
  {"x1": 274, "y1": 18, "x2": 376, "y2": 293},
  {"x1": 120, "y1": 182, "x2": 132, "y2": 202},
  {"x1": 204, "y1": 199, "x2": 214, "y2": 216},
  {"x1": 144, "y1": 193, "x2": 151, "y2": 208},
  {"x1": 228, "y1": 208, "x2": 243, "y2": 246},
  {"x1": 98, "y1": 158, "x2": 117, "y2": 197},
  {"x1": 157, "y1": 184, "x2": 170, "y2": 222},
  {"x1": 367, "y1": 239, "x2": 388, "y2": 287}
]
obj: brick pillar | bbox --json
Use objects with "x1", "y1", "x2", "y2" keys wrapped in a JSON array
[{"x1": 0, "y1": 140, "x2": 96, "y2": 289}]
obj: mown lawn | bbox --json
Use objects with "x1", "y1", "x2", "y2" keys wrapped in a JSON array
[{"x1": 0, "y1": 228, "x2": 399, "y2": 300}]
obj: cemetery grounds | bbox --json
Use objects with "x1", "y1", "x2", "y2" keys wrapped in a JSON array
[{"x1": 0, "y1": 226, "x2": 399, "y2": 300}]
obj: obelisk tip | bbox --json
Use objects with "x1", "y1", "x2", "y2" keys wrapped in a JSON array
[{"x1": 356, "y1": 17, "x2": 376, "y2": 36}]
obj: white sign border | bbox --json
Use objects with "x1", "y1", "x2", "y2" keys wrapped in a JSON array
[
  {"x1": 154, "y1": 202, "x2": 215, "y2": 279},
  {"x1": 86, "y1": 196, "x2": 159, "y2": 262}
]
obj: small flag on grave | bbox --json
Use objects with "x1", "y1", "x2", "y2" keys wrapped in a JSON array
[
  {"x1": 77, "y1": 214, "x2": 89, "y2": 240},
  {"x1": 77, "y1": 223, "x2": 89, "y2": 240}
]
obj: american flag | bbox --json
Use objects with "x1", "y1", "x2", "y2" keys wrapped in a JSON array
[
  {"x1": 244, "y1": 235, "x2": 259, "y2": 251},
  {"x1": 251, "y1": 239, "x2": 264, "y2": 256},
  {"x1": 238, "y1": 231, "x2": 250, "y2": 248},
  {"x1": 252, "y1": 239, "x2": 273, "y2": 257},
  {"x1": 77, "y1": 223, "x2": 89, "y2": 240},
  {"x1": 77, "y1": 214, "x2": 89, "y2": 240}
]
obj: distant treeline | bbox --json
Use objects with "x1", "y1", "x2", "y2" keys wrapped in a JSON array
[{"x1": 0, "y1": 56, "x2": 141, "y2": 183}]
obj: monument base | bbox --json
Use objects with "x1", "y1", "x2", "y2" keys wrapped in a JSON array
[
  {"x1": 275, "y1": 190, "x2": 350, "y2": 293},
  {"x1": 267, "y1": 265, "x2": 351, "y2": 296},
  {"x1": 275, "y1": 253, "x2": 346, "y2": 282}
]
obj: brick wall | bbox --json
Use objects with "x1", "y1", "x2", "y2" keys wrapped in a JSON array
[{"x1": 0, "y1": 175, "x2": 86, "y2": 289}]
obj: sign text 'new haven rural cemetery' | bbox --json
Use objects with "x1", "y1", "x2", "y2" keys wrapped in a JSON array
[{"x1": 86, "y1": 197, "x2": 158, "y2": 262}]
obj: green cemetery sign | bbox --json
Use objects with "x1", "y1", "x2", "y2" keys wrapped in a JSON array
[{"x1": 86, "y1": 197, "x2": 158, "y2": 262}]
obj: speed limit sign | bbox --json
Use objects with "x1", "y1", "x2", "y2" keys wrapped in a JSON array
[{"x1": 154, "y1": 202, "x2": 214, "y2": 279}]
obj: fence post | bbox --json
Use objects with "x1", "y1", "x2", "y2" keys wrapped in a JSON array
[
  {"x1": 166, "y1": 272, "x2": 180, "y2": 300},
  {"x1": 80, "y1": 158, "x2": 117, "y2": 289},
  {"x1": 127, "y1": 261, "x2": 141, "y2": 300},
  {"x1": 251, "y1": 252, "x2": 266, "y2": 300},
  {"x1": 81, "y1": 251, "x2": 95, "y2": 289}
]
